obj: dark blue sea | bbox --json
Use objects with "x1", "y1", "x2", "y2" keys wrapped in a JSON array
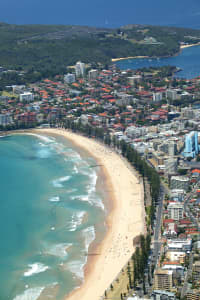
[
  {"x1": 0, "y1": 133, "x2": 106, "y2": 300},
  {"x1": 0, "y1": 0, "x2": 200, "y2": 29}
]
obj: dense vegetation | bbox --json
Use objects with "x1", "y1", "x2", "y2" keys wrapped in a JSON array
[{"x1": 1, "y1": 22, "x2": 200, "y2": 88}]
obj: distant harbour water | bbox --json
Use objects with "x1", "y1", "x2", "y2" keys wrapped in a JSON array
[
  {"x1": 0, "y1": 134, "x2": 106, "y2": 300},
  {"x1": 1, "y1": 0, "x2": 200, "y2": 29},
  {"x1": 116, "y1": 45, "x2": 200, "y2": 79}
]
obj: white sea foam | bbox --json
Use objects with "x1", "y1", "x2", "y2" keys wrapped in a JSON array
[
  {"x1": 73, "y1": 165, "x2": 78, "y2": 174},
  {"x1": 52, "y1": 176, "x2": 71, "y2": 188},
  {"x1": 27, "y1": 133, "x2": 55, "y2": 144},
  {"x1": 49, "y1": 196, "x2": 60, "y2": 202},
  {"x1": 36, "y1": 148, "x2": 51, "y2": 159},
  {"x1": 90, "y1": 195, "x2": 105, "y2": 210},
  {"x1": 64, "y1": 151, "x2": 82, "y2": 163},
  {"x1": 78, "y1": 168, "x2": 91, "y2": 177},
  {"x1": 82, "y1": 226, "x2": 96, "y2": 252},
  {"x1": 52, "y1": 142, "x2": 65, "y2": 155},
  {"x1": 67, "y1": 226, "x2": 95, "y2": 280},
  {"x1": 66, "y1": 188, "x2": 77, "y2": 194},
  {"x1": 46, "y1": 243, "x2": 72, "y2": 258},
  {"x1": 71, "y1": 195, "x2": 88, "y2": 202},
  {"x1": 71, "y1": 193, "x2": 104, "y2": 210},
  {"x1": 68, "y1": 211, "x2": 86, "y2": 232},
  {"x1": 71, "y1": 168, "x2": 104, "y2": 210},
  {"x1": 24, "y1": 263, "x2": 49, "y2": 277},
  {"x1": 67, "y1": 259, "x2": 86, "y2": 280},
  {"x1": 87, "y1": 170, "x2": 97, "y2": 193},
  {"x1": 87, "y1": 171, "x2": 105, "y2": 210},
  {"x1": 13, "y1": 287, "x2": 45, "y2": 300},
  {"x1": 38, "y1": 142, "x2": 45, "y2": 147}
]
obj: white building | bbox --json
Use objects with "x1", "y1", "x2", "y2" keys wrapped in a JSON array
[
  {"x1": 165, "y1": 158, "x2": 177, "y2": 175},
  {"x1": 128, "y1": 75, "x2": 142, "y2": 86},
  {"x1": 75, "y1": 61, "x2": 85, "y2": 77},
  {"x1": 0, "y1": 113, "x2": 13, "y2": 126},
  {"x1": 151, "y1": 290, "x2": 176, "y2": 300},
  {"x1": 170, "y1": 176, "x2": 189, "y2": 191},
  {"x1": 19, "y1": 92, "x2": 34, "y2": 102},
  {"x1": 88, "y1": 69, "x2": 98, "y2": 80},
  {"x1": 167, "y1": 238, "x2": 192, "y2": 252},
  {"x1": 153, "y1": 92, "x2": 163, "y2": 102},
  {"x1": 12, "y1": 85, "x2": 26, "y2": 94},
  {"x1": 166, "y1": 250, "x2": 186, "y2": 262},
  {"x1": 166, "y1": 89, "x2": 179, "y2": 101},
  {"x1": 64, "y1": 73, "x2": 76, "y2": 84},
  {"x1": 168, "y1": 202, "x2": 184, "y2": 221},
  {"x1": 168, "y1": 141, "x2": 177, "y2": 156},
  {"x1": 80, "y1": 114, "x2": 89, "y2": 125},
  {"x1": 170, "y1": 189, "x2": 185, "y2": 202},
  {"x1": 116, "y1": 93, "x2": 134, "y2": 106},
  {"x1": 125, "y1": 126, "x2": 147, "y2": 139}
]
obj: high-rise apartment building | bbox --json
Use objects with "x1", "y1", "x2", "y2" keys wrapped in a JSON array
[
  {"x1": 154, "y1": 269, "x2": 173, "y2": 291},
  {"x1": 182, "y1": 131, "x2": 199, "y2": 158},
  {"x1": 168, "y1": 203, "x2": 184, "y2": 221},
  {"x1": 75, "y1": 61, "x2": 85, "y2": 77}
]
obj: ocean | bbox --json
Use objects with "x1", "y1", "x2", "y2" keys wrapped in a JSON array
[
  {"x1": 0, "y1": 133, "x2": 106, "y2": 300},
  {"x1": 116, "y1": 45, "x2": 200, "y2": 79},
  {"x1": 0, "y1": 0, "x2": 200, "y2": 29}
]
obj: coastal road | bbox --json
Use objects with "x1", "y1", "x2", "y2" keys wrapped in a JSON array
[
  {"x1": 181, "y1": 252, "x2": 194, "y2": 298},
  {"x1": 181, "y1": 188, "x2": 198, "y2": 297},
  {"x1": 151, "y1": 185, "x2": 165, "y2": 266},
  {"x1": 145, "y1": 184, "x2": 165, "y2": 294},
  {"x1": 184, "y1": 190, "x2": 200, "y2": 233}
]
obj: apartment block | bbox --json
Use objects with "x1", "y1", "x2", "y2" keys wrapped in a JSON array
[{"x1": 154, "y1": 269, "x2": 173, "y2": 291}]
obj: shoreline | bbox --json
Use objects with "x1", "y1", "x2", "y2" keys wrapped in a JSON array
[
  {"x1": 111, "y1": 42, "x2": 200, "y2": 63},
  {"x1": 180, "y1": 42, "x2": 200, "y2": 49},
  {"x1": 111, "y1": 55, "x2": 149, "y2": 62},
  {"x1": 31, "y1": 128, "x2": 145, "y2": 300}
]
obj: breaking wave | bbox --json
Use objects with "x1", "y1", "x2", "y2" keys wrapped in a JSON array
[
  {"x1": 45, "y1": 243, "x2": 72, "y2": 258},
  {"x1": 67, "y1": 226, "x2": 95, "y2": 280},
  {"x1": 48, "y1": 196, "x2": 60, "y2": 202},
  {"x1": 82, "y1": 226, "x2": 96, "y2": 252},
  {"x1": 52, "y1": 176, "x2": 71, "y2": 188},
  {"x1": 24, "y1": 263, "x2": 49, "y2": 277},
  {"x1": 67, "y1": 211, "x2": 86, "y2": 232},
  {"x1": 13, "y1": 287, "x2": 45, "y2": 300}
]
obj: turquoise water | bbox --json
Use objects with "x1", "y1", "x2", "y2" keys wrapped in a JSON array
[
  {"x1": 0, "y1": 133, "x2": 106, "y2": 300},
  {"x1": 116, "y1": 45, "x2": 200, "y2": 79}
]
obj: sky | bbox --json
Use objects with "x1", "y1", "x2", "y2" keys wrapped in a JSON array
[{"x1": 0, "y1": 0, "x2": 200, "y2": 28}]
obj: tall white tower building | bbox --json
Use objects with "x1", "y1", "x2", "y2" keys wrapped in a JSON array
[{"x1": 75, "y1": 61, "x2": 85, "y2": 77}]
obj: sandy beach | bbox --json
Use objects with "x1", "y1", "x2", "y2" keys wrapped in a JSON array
[
  {"x1": 112, "y1": 55, "x2": 149, "y2": 62},
  {"x1": 180, "y1": 42, "x2": 200, "y2": 49},
  {"x1": 33, "y1": 127, "x2": 145, "y2": 300}
]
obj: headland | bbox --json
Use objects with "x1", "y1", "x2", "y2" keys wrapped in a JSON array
[{"x1": 180, "y1": 42, "x2": 200, "y2": 49}]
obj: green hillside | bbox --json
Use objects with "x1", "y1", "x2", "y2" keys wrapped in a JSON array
[{"x1": 0, "y1": 23, "x2": 200, "y2": 88}]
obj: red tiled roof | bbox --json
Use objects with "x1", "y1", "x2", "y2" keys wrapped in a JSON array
[
  {"x1": 163, "y1": 219, "x2": 175, "y2": 224},
  {"x1": 192, "y1": 169, "x2": 200, "y2": 174}
]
